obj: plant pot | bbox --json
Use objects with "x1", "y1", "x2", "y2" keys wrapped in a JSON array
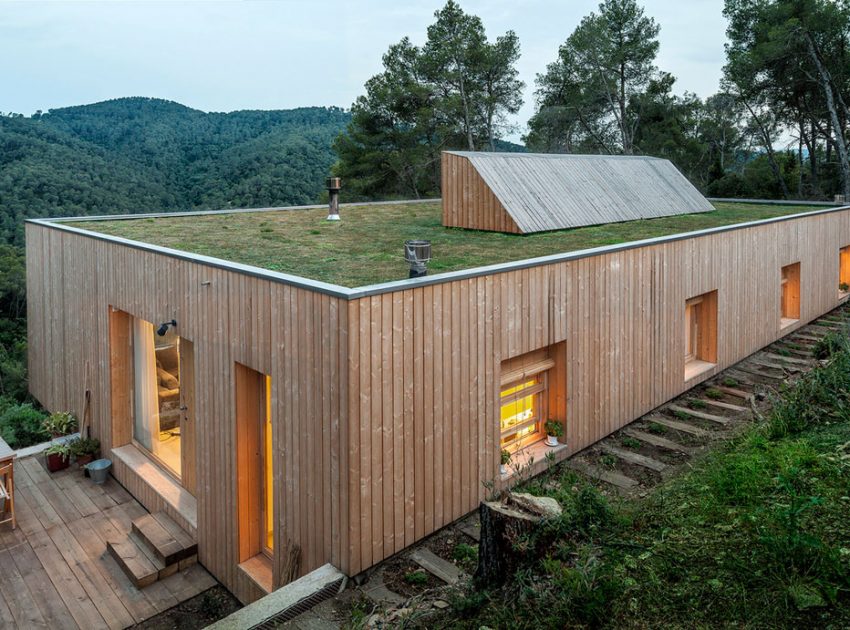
[
  {"x1": 499, "y1": 464, "x2": 508, "y2": 475},
  {"x1": 46, "y1": 452, "x2": 70, "y2": 473},
  {"x1": 545, "y1": 435, "x2": 559, "y2": 447}
]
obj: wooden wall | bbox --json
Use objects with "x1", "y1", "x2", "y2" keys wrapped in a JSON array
[
  {"x1": 441, "y1": 152, "x2": 520, "y2": 233},
  {"x1": 342, "y1": 208, "x2": 850, "y2": 574},
  {"x1": 26, "y1": 206, "x2": 850, "y2": 594},
  {"x1": 25, "y1": 224, "x2": 349, "y2": 604}
]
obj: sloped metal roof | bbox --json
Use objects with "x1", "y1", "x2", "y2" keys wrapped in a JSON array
[{"x1": 448, "y1": 151, "x2": 714, "y2": 233}]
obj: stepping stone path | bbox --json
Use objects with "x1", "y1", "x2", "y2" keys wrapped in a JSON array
[
  {"x1": 565, "y1": 459, "x2": 639, "y2": 490},
  {"x1": 667, "y1": 404, "x2": 730, "y2": 426},
  {"x1": 647, "y1": 416, "x2": 710, "y2": 436}
]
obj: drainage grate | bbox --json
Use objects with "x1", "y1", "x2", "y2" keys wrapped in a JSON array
[{"x1": 249, "y1": 577, "x2": 345, "y2": 629}]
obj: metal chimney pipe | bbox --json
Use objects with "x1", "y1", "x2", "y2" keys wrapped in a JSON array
[
  {"x1": 404, "y1": 240, "x2": 432, "y2": 278},
  {"x1": 327, "y1": 177, "x2": 341, "y2": 221}
]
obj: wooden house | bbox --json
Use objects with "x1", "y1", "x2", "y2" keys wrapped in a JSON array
[{"x1": 24, "y1": 154, "x2": 850, "y2": 604}]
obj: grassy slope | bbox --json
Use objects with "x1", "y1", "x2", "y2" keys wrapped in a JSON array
[
  {"x1": 431, "y1": 332, "x2": 850, "y2": 629},
  {"x1": 71, "y1": 201, "x2": 825, "y2": 288}
]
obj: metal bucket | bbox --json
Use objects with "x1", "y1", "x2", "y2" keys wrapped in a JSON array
[{"x1": 86, "y1": 458, "x2": 112, "y2": 485}]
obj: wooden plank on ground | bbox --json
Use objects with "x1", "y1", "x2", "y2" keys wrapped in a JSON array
[
  {"x1": 646, "y1": 416, "x2": 710, "y2": 437},
  {"x1": 715, "y1": 385, "x2": 753, "y2": 401},
  {"x1": 700, "y1": 398, "x2": 747, "y2": 413},
  {"x1": 599, "y1": 443, "x2": 666, "y2": 472},
  {"x1": 566, "y1": 459, "x2": 639, "y2": 489},
  {"x1": 409, "y1": 548, "x2": 467, "y2": 584},
  {"x1": 667, "y1": 405, "x2": 730, "y2": 426},
  {"x1": 748, "y1": 357, "x2": 800, "y2": 373},
  {"x1": 761, "y1": 352, "x2": 811, "y2": 366},
  {"x1": 622, "y1": 428, "x2": 691, "y2": 453}
]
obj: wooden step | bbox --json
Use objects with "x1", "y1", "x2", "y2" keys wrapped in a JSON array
[
  {"x1": 667, "y1": 405, "x2": 729, "y2": 426},
  {"x1": 646, "y1": 416, "x2": 710, "y2": 437},
  {"x1": 699, "y1": 398, "x2": 747, "y2": 413},
  {"x1": 621, "y1": 428, "x2": 692, "y2": 453},
  {"x1": 132, "y1": 511, "x2": 197, "y2": 566},
  {"x1": 409, "y1": 548, "x2": 467, "y2": 585},
  {"x1": 599, "y1": 443, "x2": 666, "y2": 472},
  {"x1": 761, "y1": 351, "x2": 811, "y2": 366},
  {"x1": 714, "y1": 385, "x2": 753, "y2": 401},
  {"x1": 748, "y1": 356, "x2": 800, "y2": 372},
  {"x1": 566, "y1": 459, "x2": 639, "y2": 490},
  {"x1": 107, "y1": 536, "x2": 160, "y2": 588}
]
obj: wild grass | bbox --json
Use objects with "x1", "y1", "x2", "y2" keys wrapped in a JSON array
[
  {"x1": 432, "y1": 332, "x2": 850, "y2": 629},
  {"x1": 72, "y1": 201, "x2": 822, "y2": 287}
]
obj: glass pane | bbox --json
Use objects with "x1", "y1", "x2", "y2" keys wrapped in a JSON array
[
  {"x1": 133, "y1": 317, "x2": 181, "y2": 477},
  {"x1": 500, "y1": 378, "x2": 538, "y2": 448}
]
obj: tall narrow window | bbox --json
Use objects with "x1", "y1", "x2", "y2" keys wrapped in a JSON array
[
  {"x1": 499, "y1": 353, "x2": 555, "y2": 451},
  {"x1": 781, "y1": 262, "x2": 801, "y2": 328},
  {"x1": 132, "y1": 317, "x2": 182, "y2": 477},
  {"x1": 839, "y1": 246, "x2": 850, "y2": 296},
  {"x1": 236, "y1": 364, "x2": 274, "y2": 592},
  {"x1": 684, "y1": 290, "x2": 718, "y2": 380}
]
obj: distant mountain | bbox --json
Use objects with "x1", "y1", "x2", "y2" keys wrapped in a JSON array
[{"x1": 0, "y1": 97, "x2": 526, "y2": 244}]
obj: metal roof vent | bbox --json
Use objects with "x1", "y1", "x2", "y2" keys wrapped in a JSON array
[
  {"x1": 327, "y1": 177, "x2": 341, "y2": 221},
  {"x1": 404, "y1": 240, "x2": 431, "y2": 278}
]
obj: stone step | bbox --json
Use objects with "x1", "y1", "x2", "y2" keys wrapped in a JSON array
[
  {"x1": 699, "y1": 398, "x2": 747, "y2": 413},
  {"x1": 409, "y1": 548, "x2": 467, "y2": 585},
  {"x1": 599, "y1": 443, "x2": 666, "y2": 472},
  {"x1": 667, "y1": 405, "x2": 729, "y2": 426},
  {"x1": 566, "y1": 459, "x2": 639, "y2": 490},
  {"x1": 646, "y1": 416, "x2": 710, "y2": 437},
  {"x1": 132, "y1": 511, "x2": 197, "y2": 566},
  {"x1": 621, "y1": 428, "x2": 692, "y2": 453}
]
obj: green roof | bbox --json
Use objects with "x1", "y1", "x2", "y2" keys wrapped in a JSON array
[{"x1": 68, "y1": 201, "x2": 828, "y2": 288}]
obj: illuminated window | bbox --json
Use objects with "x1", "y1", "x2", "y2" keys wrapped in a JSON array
[
  {"x1": 781, "y1": 263, "x2": 800, "y2": 327},
  {"x1": 839, "y1": 246, "x2": 850, "y2": 295},
  {"x1": 499, "y1": 358, "x2": 553, "y2": 451},
  {"x1": 684, "y1": 290, "x2": 718, "y2": 380}
]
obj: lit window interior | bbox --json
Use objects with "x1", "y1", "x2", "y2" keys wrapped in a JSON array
[{"x1": 500, "y1": 378, "x2": 542, "y2": 450}]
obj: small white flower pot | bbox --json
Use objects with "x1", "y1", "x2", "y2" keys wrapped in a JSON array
[
  {"x1": 545, "y1": 435, "x2": 559, "y2": 447},
  {"x1": 499, "y1": 464, "x2": 508, "y2": 475}
]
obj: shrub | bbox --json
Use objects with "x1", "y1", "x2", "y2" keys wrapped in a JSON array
[
  {"x1": 0, "y1": 402, "x2": 48, "y2": 449},
  {"x1": 705, "y1": 387, "x2": 723, "y2": 400},
  {"x1": 404, "y1": 570, "x2": 428, "y2": 585}
]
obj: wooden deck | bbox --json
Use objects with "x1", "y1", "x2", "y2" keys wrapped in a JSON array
[{"x1": 0, "y1": 456, "x2": 217, "y2": 629}]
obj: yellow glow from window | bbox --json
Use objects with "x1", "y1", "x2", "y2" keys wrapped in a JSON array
[
  {"x1": 264, "y1": 375, "x2": 273, "y2": 553},
  {"x1": 500, "y1": 379, "x2": 538, "y2": 447}
]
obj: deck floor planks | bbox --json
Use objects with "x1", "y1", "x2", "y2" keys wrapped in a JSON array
[
  {"x1": 0, "y1": 459, "x2": 216, "y2": 629},
  {"x1": 8, "y1": 540, "x2": 77, "y2": 630}
]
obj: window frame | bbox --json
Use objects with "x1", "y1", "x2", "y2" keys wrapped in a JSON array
[{"x1": 499, "y1": 357, "x2": 554, "y2": 452}]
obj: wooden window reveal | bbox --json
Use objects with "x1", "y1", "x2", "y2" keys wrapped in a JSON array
[
  {"x1": 684, "y1": 291, "x2": 718, "y2": 373},
  {"x1": 781, "y1": 263, "x2": 801, "y2": 324}
]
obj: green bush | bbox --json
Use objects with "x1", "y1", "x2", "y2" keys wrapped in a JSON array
[{"x1": 0, "y1": 401, "x2": 48, "y2": 449}]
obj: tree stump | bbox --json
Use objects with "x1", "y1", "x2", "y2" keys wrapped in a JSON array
[{"x1": 474, "y1": 492, "x2": 562, "y2": 587}]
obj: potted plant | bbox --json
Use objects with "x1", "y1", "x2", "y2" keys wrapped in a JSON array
[
  {"x1": 44, "y1": 443, "x2": 71, "y2": 473},
  {"x1": 500, "y1": 449, "x2": 512, "y2": 475},
  {"x1": 42, "y1": 411, "x2": 77, "y2": 439},
  {"x1": 69, "y1": 437, "x2": 100, "y2": 468},
  {"x1": 544, "y1": 420, "x2": 563, "y2": 447},
  {"x1": 841, "y1": 282, "x2": 849, "y2": 293}
]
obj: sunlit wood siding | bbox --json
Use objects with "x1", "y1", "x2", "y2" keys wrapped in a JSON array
[
  {"x1": 26, "y1": 205, "x2": 850, "y2": 593},
  {"x1": 25, "y1": 224, "x2": 349, "y2": 604}
]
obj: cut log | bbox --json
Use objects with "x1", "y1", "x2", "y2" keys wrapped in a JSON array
[{"x1": 474, "y1": 493, "x2": 561, "y2": 588}]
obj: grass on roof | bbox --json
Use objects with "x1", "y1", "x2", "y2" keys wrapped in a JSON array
[{"x1": 71, "y1": 201, "x2": 827, "y2": 288}]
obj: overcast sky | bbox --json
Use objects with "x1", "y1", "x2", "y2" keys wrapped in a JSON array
[{"x1": 0, "y1": 0, "x2": 728, "y2": 141}]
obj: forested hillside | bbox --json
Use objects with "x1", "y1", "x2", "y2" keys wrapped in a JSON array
[{"x1": 0, "y1": 98, "x2": 351, "y2": 244}]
